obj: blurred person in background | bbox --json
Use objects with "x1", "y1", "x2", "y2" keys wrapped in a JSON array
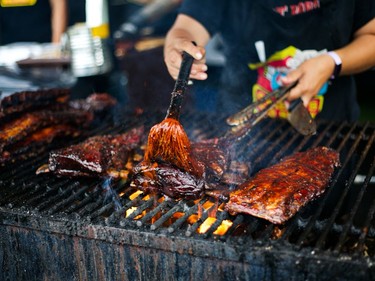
[
  {"x1": 163, "y1": 0, "x2": 375, "y2": 122},
  {"x1": 0, "y1": 0, "x2": 67, "y2": 45}
]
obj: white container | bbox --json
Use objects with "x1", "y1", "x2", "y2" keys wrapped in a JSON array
[{"x1": 66, "y1": 24, "x2": 112, "y2": 77}]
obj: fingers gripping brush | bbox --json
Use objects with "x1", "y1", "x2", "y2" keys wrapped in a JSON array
[{"x1": 144, "y1": 49, "x2": 203, "y2": 176}]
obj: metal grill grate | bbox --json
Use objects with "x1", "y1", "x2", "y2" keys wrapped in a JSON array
[
  {"x1": 1, "y1": 113, "x2": 374, "y2": 257},
  {"x1": 1, "y1": 112, "x2": 375, "y2": 281}
]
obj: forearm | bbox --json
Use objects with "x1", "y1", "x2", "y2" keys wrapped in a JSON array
[
  {"x1": 283, "y1": 18, "x2": 375, "y2": 105},
  {"x1": 164, "y1": 14, "x2": 211, "y2": 80},
  {"x1": 336, "y1": 18, "x2": 375, "y2": 76},
  {"x1": 49, "y1": 0, "x2": 68, "y2": 43}
]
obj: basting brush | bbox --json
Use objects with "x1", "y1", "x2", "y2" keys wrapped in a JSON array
[{"x1": 144, "y1": 48, "x2": 203, "y2": 176}]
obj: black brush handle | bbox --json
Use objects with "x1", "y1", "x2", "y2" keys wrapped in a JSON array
[
  {"x1": 173, "y1": 51, "x2": 195, "y2": 93},
  {"x1": 167, "y1": 43, "x2": 196, "y2": 119}
]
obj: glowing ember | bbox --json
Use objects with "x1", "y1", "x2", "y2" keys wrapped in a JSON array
[
  {"x1": 125, "y1": 193, "x2": 234, "y2": 236},
  {"x1": 129, "y1": 190, "x2": 143, "y2": 200},
  {"x1": 198, "y1": 217, "x2": 217, "y2": 234},
  {"x1": 271, "y1": 226, "x2": 285, "y2": 239},
  {"x1": 213, "y1": 220, "x2": 233, "y2": 235},
  {"x1": 187, "y1": 214, "x2": 199, "y2": 224},
  {"x1": 202, "y1": 201, "x2": 215, "y2": 209},
  {"x1": 125, "y1": 207, "x2": 138, "y2": 217}
]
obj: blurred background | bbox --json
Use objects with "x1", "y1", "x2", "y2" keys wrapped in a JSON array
[{"x1": 0, "y1": 0, "x2": 373, "y2": 121}]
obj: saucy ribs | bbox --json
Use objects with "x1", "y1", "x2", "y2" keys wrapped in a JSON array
[
  {"x1": 38, "y1": 126, "x2": 144, "y2": 178},
  {"x1": 0, "y1": 89, "x2": 117, "y2": 167},
  {"x1": 132, "y1": 162, "x2": 206, "y2": 200},
  {"x1": 0, "y1": 109, "x2": 92, "y2": 151},
  {"x1": 0, "y1": 88, "x2": 70, "y2": 121},
  {"x1": 225, "y1": 146, "x2": 340, "y2": 224},
  {"x1": 131, "y1": 138, "x2": 248, "y2": 200},
  {"x1": 1, "y1": 125, "x2": 81, "y2": 165}
]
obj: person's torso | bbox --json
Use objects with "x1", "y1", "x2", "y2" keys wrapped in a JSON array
[
  {"x1": 218, "y1": 0, "x2": 360, "y2": 121},
  {"x1": 0, "y1": 0, "x2": 52, "y2": 44}
]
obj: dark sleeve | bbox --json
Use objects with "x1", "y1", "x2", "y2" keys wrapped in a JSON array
[
  {"x1": 178, "y1": 0, "x2": 228, "y2": 36},
  {"x1": 353, "y1": 0, "x2": 375, "y2": 31}
]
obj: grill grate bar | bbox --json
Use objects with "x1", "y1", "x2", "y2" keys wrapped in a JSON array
[
  {"x1": 185, "y1": 202, "x2": 215, "y2": 237},
  {"x1": 268, "y1": 131, "x2": 303, "y2": 162},
  {"x1": 259, "y1": 222, "x2": 276, "y2": 241},
  {"x1": 23, "y1": 178, "x2": 72, "y2": 208},
  {"x1": 122, "y1": 195, "x2": 159, "y2": 221},
  {"x1": 45, "y1": 184, "x2": 93, "y2": 215},
  {"x1": 88, "y1": 202, "x2": 115, "y2": 223},
  {"x1": 167, "y1": 197, "x2": 210, "y2": 233},
  {"x1": 330, "y1": 131, "x2": 375, "y2": 251},
  {"x1": 355, "y1": 166, "x2": 375, "y2": 256},
  {"x1": 104, "y1": 203, "x2": 128, "y2": 226},
  {"x1": 88, "y1": 188, "x2": 141, "y2": 221},
  {"x1": 87, "y1": 183, "x2": 142, "y2": 220},
  {"x1": 36, "y1": 181, "x2": 81, "y2": 212},
  {"x1": 221, "y1": 214, "x2": 244, "y2": 241},
  {"x1": 243, "y1": 217, "x2": 262, "y2": 238},
  {"x1": 150, "y1": 199, "x2": 189, "y2": 230},
  {"x1": 64, "y1": 183, "x2": 104, "y2": 214},
  {"x1": 314, "y1": 123, "x2": 370, "y2": 249},
  {"x1": 0, "y1": 174, "x2": 60, "y2": 207},
  {"x1": 86, "y1": 179, "x2": 126, "y2": 214},
  {"x1": 0, "y1": 154, "x2": 47, "y2": 181},
  {"x1": 241, "y1": 121, "x2": 287, "y2": 173},
  {"x1": 201, "y1": 208, "x2": 229, "y2": 238},
  {"x1": 0, "y1": 178, "x2": 36, "y2": 206},
  {"x1": 335, "y1": 151, "x2": 375, "y2": 252},
  {"x1": 251, "y1": 124, "x2": 295, "y2": 169},
  {"x1": 226, "y1": 118, "x2": 275, "y2": 157},
  {"x1": 136, "y1": 199, "x2": 170, "y2": 227},
  {"x1": 325, "y1": 122, "x2": 348, "y2": 148},
  {"x1": 296, "y1": 122, "x2": 357, "y2": 246}
]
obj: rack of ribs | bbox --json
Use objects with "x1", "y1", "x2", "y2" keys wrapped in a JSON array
[
  {"x1": 225, "y1": 146, "x2": 340, "y2": 224},
  {"x1": 1, "y1": 125, "x2": 81, "y2": 165},
  {"x1": 0, "y1": 109, "x2": 93, "y2": 152},
  {"x1": 131, "y1": 138, "x2": 250, "y2": 200},
  {"x1": 37, "y1": 126, "x2": 144, "y2": 178},
  {"x1": 0, "y1": 90, "x2": 117, "y2": 167},
  {"x1": 0, "y1": 88, "x2": 70, "y2": 121}
]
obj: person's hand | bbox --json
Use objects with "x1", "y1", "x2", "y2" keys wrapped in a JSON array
[
  {"x1": 281, "y1": 54, "x2": 336, "y2": 106},
  {"x1": 164, "y1": 39, "x2": 208, "y2": 80}
]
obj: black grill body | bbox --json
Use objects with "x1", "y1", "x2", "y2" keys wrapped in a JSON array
[{"x1": 0, "y1": 112, "x2": 374, "y2": 281}]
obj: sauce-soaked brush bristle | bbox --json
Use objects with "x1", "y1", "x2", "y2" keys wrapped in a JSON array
[
  {"x1": 144, "y1": 118, "x2": 203, "y2": 177},
  {"x1": 143, "y1": 45, "x2": 199, "y2": 175}
]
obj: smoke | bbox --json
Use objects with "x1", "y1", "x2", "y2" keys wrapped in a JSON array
[{"x1": 102, "y1": 177, "x2": 123, "y2": 211}]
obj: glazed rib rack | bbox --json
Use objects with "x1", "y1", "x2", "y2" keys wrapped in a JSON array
[{"x1": 0, "y1": 111, "x2": 374, "y2": 281}]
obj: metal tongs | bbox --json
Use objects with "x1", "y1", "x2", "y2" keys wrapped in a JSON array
[{"x1": 226, "y1": 81, "x2": 316, "y2": 137}]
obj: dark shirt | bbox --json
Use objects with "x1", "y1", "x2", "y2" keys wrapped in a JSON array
[
  {"x1": 180, "y1": 0, "x2": 375, "y2": 121},
  {"x1": 0, "y1": 0, "x2": 52, "y2": 45}
]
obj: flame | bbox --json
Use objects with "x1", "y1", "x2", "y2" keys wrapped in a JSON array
[
  {"x1": 271, "y1": 226, "x2": 285, "y2": 240},
  {"x1": 125, "y1": 192, "x2": 234, "y2": 236},
  {"x1": 207, "y1": 201, "x2": 219, "y2": 217}
]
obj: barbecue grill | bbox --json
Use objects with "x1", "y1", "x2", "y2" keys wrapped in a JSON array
[{"x1": 0, "y1": 109, "x2": 374, "y2": 281}]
